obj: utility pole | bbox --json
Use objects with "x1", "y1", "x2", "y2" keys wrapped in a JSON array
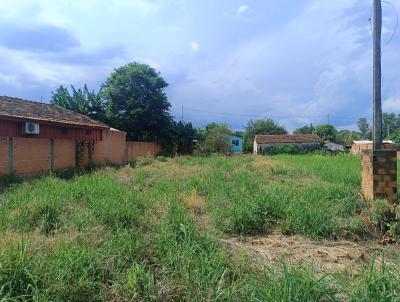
[
  {"x1": 372, "y1": 0, "x2": 382, "y2": 149},
  {"x1": 181, "y1": 105, "x2": 184, "y2": 122}
]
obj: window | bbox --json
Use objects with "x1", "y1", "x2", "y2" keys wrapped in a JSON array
[{"x1": 232, "y1": 139, "x2": 239, "y2": 146}]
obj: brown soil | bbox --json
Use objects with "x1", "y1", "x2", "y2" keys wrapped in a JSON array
[{"x1": 222, "y1": 235, "x2": 398, "y2": 275}]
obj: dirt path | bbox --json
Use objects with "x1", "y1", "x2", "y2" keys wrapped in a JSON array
[{"x1": 221, "y1": 235, "x2": 398, "y2": 275}]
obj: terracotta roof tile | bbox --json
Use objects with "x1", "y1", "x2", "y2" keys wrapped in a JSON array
[
  {"x1": 255, "y1": 134, "x2": 322, "y2": 144},
  {"x1": 0, "y1": 96, "x2": 108, "y2": 129}
]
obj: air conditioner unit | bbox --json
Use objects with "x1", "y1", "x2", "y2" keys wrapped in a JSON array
[{"x1": 23, "y1": 122, "x2": 40, "y2": 134}]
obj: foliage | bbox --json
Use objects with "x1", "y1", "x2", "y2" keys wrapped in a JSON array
[
  {"x1": 335, "y1": 130, "x2": 362, "y2": 146},
  {"x1": 102, "y1": 62, "x2": 173, "y2": 142},
  {"x1": 388, "y1": 130, "x2": 400, "y2": 146},
  {"x1": 312, "y1": 124, "x2": 337, "y2": 141},
  {"x1": 196, "y1": 123, "x2": 232, "y2": 154},
  {"x1": 0, "y1": 173, "x2": 22, "y2": 192},
  {"x1": 172, "y1": 121, "x2": 197, "y2": 155},
  {"x1": 51, "y1": 85, "x2": 106, "y2": 122},
  {"x1": 243, "y1": 119, "x2": 287, "y2": 153},
  {"x1": 260, "y1": 143, "x2": 321, "y2": 155},
  {"x1": 383, "y1": 112, "x2": 399, "y2": 139},
  {"x1": 1, "y1": 155, "x2": 400, "y2": 301},
  {"x1": 357, "y1": 118, "x2": 370, "y2": 139},
  {"x1": 293, "y1": 124, "x2": 314, "y2": 135}
]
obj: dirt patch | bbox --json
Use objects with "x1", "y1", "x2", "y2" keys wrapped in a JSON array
[
  {"x1": 222, "y1": 235, "x2": 396, "y2": 275},
  {"x1": 182, "y1": 190, "x2": 210, "y2": 232},
  {"x1": 252, "y1": 157, "x2": 280, "y2": 170}
]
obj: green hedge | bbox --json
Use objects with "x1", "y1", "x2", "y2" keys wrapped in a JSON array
[{"x1": 260, "y1": 143, "x2": 321, "y2": 155}]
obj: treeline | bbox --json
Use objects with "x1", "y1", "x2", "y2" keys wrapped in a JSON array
[{"x1": 52, "y1": 61, "x2": 400, "y2": 155}]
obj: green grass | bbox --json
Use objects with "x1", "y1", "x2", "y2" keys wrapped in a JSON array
[{"x1": 0, "y1": 154, "x2": 399, "y2": 301}]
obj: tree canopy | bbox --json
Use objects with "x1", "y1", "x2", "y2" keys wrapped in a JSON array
[
  {"x1": 101, "y1": 62, "x2": 173, "y2": 141},
  {"x1": 51, "y1": 85, "x2": 106, "y2": 122},
  {"x1": 357, "y1": 118, "x2": 370, "y2": 139},
  {"x1": 312, "y1": 124, "x2": 337, "y2": 142},
  {"x1": 293, "y1": 124, "x2": 314, "y2": 135}
]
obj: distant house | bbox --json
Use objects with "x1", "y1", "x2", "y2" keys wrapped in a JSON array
[
  {"x1": 228, "y1": 135, "x2": 243, "y2": 153},
  {"x1": 253, "y1": 134, "x2": 322, "y2": 155},
  {"x1": 351, "y1": 140, "x2": 397, "y2": 155}
]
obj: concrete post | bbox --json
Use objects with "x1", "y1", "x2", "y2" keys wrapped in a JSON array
[
  {"x1": 7, "y1": 137, "x2": 13, "y2": 174},
  {"x1": 50, "y1": 139, "x2": 55, "y2": 172}
]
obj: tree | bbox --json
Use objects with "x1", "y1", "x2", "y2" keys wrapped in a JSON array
[
  {"x1": 51, "y1": 85, "x2": 106, "y2": 122},
  {"x1": 335, "y1": 130, "x2": 361, "y2": 146},
  {"x1": 293, "y1": 124, "x2": 314, "y2": 135},
  {"x1": 312, "y1": 124, "x2": 337, "y2": 142},
  {"x1": 357, "y1": 118, "x2": 370, "y2": 139},
  {"x1": 243, "y1": 119, "x2": 287, "y2": 153},
  {"x1": 172, "y1": 121, "x2": 197, "y2": 155},
  {"x1": 200, "y1": 123, "x2": 232, "y2": 154},
  {"x1": 383, "y1": 112, "x2": 397, "y2": 138},
  {"x1": 388, "y1": 130, "x2": 400, "y2": 146},
  {"x1": 102, "y1": 62, "x2": 173, "y2": 141}
]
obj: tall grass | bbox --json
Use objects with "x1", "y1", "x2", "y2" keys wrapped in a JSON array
[{"x1": 0, "y1": 154, "x2": 398, "y2": 301}]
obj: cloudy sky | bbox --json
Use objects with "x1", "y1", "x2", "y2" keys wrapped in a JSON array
[{"x1": 0, "y1": 0, "x2": 399, "y2": 131}]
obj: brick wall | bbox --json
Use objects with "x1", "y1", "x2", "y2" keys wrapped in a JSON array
[
  {"x1": 362, "y1": 149, "x2": 397, "y2": 204},
  {"x1": 352, "y1": 143, "x2": 397, "y2": 155},
  {"x1": 54, "y1": 140, "x2": 75, "y2": 170},
  {"x1": 0, "y1": 137, "x2": 8, "y2": 174},
  {"x1": 13, "y1": 137, "x2": 51, "y2": 176},
  {"x1": 105, "y1": 130, "x2": 126, "y2": 164},
  {"x1": 0, "y1": 131, "x2": 160, "y2": 176},
  {"x1": 125, "y1": 141, "x2": 161, "y2": 161}
]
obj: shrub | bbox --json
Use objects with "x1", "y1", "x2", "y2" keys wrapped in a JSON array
[
  {"x1": 0, "y1": 173, "x2": 22, "y2": 191},
  {"x1": 261, "y1": 143, "x2": 321, "y2": 155}
]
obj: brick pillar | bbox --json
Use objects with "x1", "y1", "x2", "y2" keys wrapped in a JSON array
[{"x1": 362, "y1": 149, "x2": 397, "y2": 204}]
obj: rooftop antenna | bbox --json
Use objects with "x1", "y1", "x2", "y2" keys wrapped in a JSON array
[{"x1": 372, "y1": 0, "x2": 382, "y2": 149}]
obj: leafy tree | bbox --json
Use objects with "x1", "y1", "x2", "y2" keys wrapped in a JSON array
[
  {"x1": 172, "y1": 121, "x2": 197, "y2": 155},
  {"x1": 293, "y1": 124, "x2": 314, "y2": 135},
  {"x1": 357, "y1": 118, "x2": 370, "y2": 139},
  {"x1": 51, "y1": 85, "x2": 106, "y2": 122},
  {"x1": 243, "y1": 119, "x2": 287, "y2": 153},
  {"x1": 102, "y1": 62, "x2": 173, "y2": 141},
  {"x1": 383, "y1": 112, "x2": 398, "y2": 138},
  {"x1": 388, "y1": 130, "x2": 400, "y2": 146},
  {"x1": 335, "y1": 130, "x2": 361, "y2": 146},
  {"x1": 312, "y1": 124, "x2": 337, "y2": 142},
  {"x1": 199, "y1": 123, "x2": 232, "y2": 154}
]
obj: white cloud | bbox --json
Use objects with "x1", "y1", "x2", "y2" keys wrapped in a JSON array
[
  {"x1": 190, "y1": 41, "x2": 200, "y2": 52},
  {"x1": 383, "y1": 96, "x2": 400, "y2": 112},
  {"x1": 237, "y1": 5, "x2": 250, "y2": 15}
]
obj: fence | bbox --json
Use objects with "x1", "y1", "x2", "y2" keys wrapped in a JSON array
[{"x1": 0, "y1": 129, "x2": 161, "y2": 176}]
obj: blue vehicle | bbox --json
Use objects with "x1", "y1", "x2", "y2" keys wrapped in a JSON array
[{"x1": 228, "y1": 136, "x2": 243, "y2": 153}]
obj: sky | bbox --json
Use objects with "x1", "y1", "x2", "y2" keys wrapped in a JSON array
[{"x1": 0, "y1": 0, "x2": 399, "y2": 132}]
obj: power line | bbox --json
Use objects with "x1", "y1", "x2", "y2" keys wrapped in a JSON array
[{"x1": 171, "y1": 106, "x2": 361, "y2": 121}]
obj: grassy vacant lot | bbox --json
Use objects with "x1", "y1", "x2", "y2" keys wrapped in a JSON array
[{"x1": 1, "y1": 154, "x2": 400, "y2": 301}]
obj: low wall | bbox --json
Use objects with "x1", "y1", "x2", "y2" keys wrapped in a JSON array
[
  {"x1": 352, "y1": 143, "x2": 397, "y2": 156},
  {"x1": 125, "y1": 141, "x2": 161, "y2": 161},
  {"x1": 0, "y1": 130, "x2": 161, "y2": 176}
]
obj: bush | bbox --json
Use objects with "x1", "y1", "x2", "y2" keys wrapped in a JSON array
[
  {"x1": 261, "y1": 143, "x2": 321, "y2": 155},
  {"x1": 0, "y1": 173, "x2": 22, "y2": 191}
]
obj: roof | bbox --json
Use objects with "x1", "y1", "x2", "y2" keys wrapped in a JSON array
[
  {"x1": 353, "y1": 140, "x2": 395, "y2": 145},
  {"x1": 0, "y1": 96, "x2": 108, "y2": 129},
  {"x1": 254, "y1": 134, "x2": 322, "y2": 144},
  {"x1": 324, "y1": 142, "x2": 346, "y2": 152}
]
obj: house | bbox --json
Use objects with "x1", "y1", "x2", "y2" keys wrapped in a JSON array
[
  {"x1": 253, "y1": 134, "x2": 322, "y2": 155},
  {"x1": 0, "y1": 96, "x2": 160, "y2": 176},
  {"x1": 351, "y1": 140, "x2": 397, "y2": 156},
  {"x1": 228, "y1": 135, "x2": 243, "y2": 153}
]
